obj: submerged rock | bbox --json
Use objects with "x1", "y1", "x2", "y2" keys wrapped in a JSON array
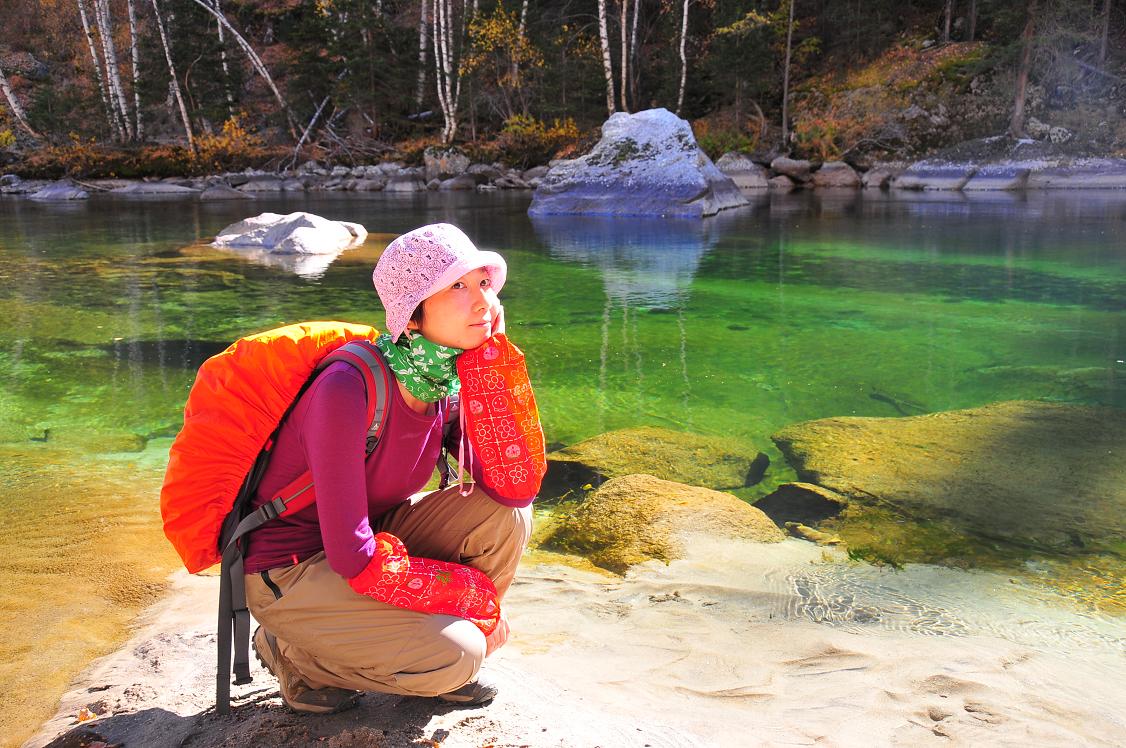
[
  {"x1": 754, "y1": 482, "x2": 848, "y2": 526},
  {"x1": 212, "y1": 212, "x2": 365, "y2": 254},
  {"x1": 772, "y1": 400, "x2": 1126, "y2": 553},
  {"x1": 543, "y1": 426, "x2": 769, "y2": 499},
  {"x1": 528, "y1": 108, "x2": 748, "y2": 218},
  {"x1": 544, "y1": 474, "x2": 784, "y2": 573}
]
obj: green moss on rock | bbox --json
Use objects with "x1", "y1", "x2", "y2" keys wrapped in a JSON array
[{"x1": 543, "y1": 473, "x2": 784, "y2": 574}]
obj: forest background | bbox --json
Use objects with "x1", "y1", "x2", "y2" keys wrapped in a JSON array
[{"x1": 0, "y1": 0, "x2": 1122, "y2": 177}]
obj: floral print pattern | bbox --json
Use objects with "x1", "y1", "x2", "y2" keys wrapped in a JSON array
[{"x1": 456, "y1": 334, "x2": 547, "y2": 501}]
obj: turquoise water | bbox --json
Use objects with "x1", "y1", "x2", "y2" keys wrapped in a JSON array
[{"x1": 1, "y1": 189, "x2": 1124, "y2": 742}]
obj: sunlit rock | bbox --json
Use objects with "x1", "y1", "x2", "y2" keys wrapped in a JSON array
[
  {"x1": 544, "y1": 426, "x2": 769, "y2": 500},
  {"x1": 529, "y1": 108, "x2": 748, "y2": 218},
  {"x1": 212, "y1": 212, "x2": 366, "y2": 278},
  {"x1": 542, "y1": 474, "x2": 784, "y2": 573}
]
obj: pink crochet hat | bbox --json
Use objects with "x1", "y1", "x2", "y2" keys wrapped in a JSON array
[{"x1": 373, "y1": 223, "x2": 507, "y2": 341}]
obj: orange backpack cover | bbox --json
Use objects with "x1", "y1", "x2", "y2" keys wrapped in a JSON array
[{"x1": 161, "y1": 321, "x2": 379, "y2": 573}]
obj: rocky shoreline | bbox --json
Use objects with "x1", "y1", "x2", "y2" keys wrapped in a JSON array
[{"x1": 6, "y1": 144, "x2": 1126, "y2": 203}]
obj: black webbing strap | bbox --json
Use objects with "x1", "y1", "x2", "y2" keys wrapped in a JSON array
[{"x1": 216, "y1": 497, "x2": 287, "y2": 715}]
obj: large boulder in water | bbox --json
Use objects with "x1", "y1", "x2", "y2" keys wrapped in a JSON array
[
  {"x1": 543, "y1": 474, "x2": 784, "y2": 573},
  {"x1": 543, "y1": 426, "x2": 769, "y2": 499},
  {"x1": 771, "y1": 400, "x2": 1126, "y2": 553},
  {"x1": 212, "y1": 212, "x2": 366, "y2": 254},
  {"x1": 528, "y1": 108, "x2": 749, "y2": 218}
]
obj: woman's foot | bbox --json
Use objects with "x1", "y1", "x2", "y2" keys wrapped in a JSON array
[
  {"x1": 436, "y1": 671, "x2": 498, "y2": 706},
  {"x1": 253, "y1": 627, "x2": 363, "y2": 714}
]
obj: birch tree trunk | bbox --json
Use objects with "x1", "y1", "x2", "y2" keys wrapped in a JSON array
[
  {"x1": 184, "y1": 0, "x2": 297, "y2": 137},
  {"x1": 415, "y1": 0, "x2": 429, "y2": 110},
  {"x1": 0, "y1": 63, "x2": 40, "y2": 137},
  {"x1": 676, "y1": 0, "x2": 689, "y2": 115},
  {"x1": 509, "y1": 0, "x2": 529, "y2": 94},
  {"x1": 1101, "y1": 0, "x2": 1111, "y2": 64},
  {"x1": 597, "y1": 0, "x2": 616, "y2": 115},
  {"x1": 618, "y1": 0, "x2": 630, "y2": 112},
  {"x1": 95, "y1": 0, "x2": 133, "y2": 139},
  {"x1": 1008, "y1": 0, "x2": 1038, "y2": 138},
  {"x1": 943, "y1": 0, "x2": 952, "y2": 43},
  {"x1": 150, "y1": 0, "x2": 194, "y2": 151},
  {"x1": 629, "y1": 0, "x2": 640, "y2": 108},
  {"x1": 212, "y1": 0, "x2": 236, "y2": 117},
  {"x1": 77, "y1": 0, "x2": 123, "y2": 140},
  {"x1": 781, "y1": 0, "x2": 795, "y2": 150},
  {"x1": 432, "y1": 0, "x2": 462, "y2": 142},
  {"x1": 126, "y1": 0, "x2": 143, "y2": 139}
]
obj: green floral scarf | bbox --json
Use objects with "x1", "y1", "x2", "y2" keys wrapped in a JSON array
[{"x1": 375, "y1": 332, "x2": 462, "y2": 402}]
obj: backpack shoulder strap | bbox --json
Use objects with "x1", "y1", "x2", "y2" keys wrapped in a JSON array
[{"x1": 318, "y1": 339, "x2": 393, "y2": 454}]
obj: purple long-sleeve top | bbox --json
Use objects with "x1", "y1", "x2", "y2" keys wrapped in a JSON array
[{"x1": 241, "y1": 361, "x2": 531, "y2": 578}]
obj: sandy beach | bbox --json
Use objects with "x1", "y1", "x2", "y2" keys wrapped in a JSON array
[{"x1": 22, "y1": 535, "x2": 1126, "y2": 748}]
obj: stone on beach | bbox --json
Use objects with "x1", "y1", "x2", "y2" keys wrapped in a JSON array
[
  {"x1": 200, "y1": 184, "x2": 254, "y2": 200},
  {"x1": 110, "y1": 182, "x2": 199, "y2": 196},
  {"x1": 543, "y1": 426, "x2": 769, "y2": 499},
  {"x1": 812, "y1": 161, "x2": 861, "y2": 189},
  {"x1": 29, "y1": 180, "x2": 89, "y2": 200},
  {"x1": 1026, "y1": 158, "x2": 1126, "y2": 189},
  {"x1": 754, "y1": 482, "x2": 848, "y2": 526},
  {"x1": 543, "y1": 473, "x2": 784, "y2": 572},
  {"x1": 384, "y1": 174, "x2": 428, "y2": 192},
  {"x1": 770, "y1": 156, "x2": 813, "y2": 182},
  {"x1": 715, "y1": 152, "x2": 770, "y2": 189},
  {"x1": 962, "y1": 164, "x2": 1031, "y2": 191},
  {"x1": 528, "y1": 108, "x2": 749, "y2": 218},
  {"x1": 894, "y1": 160, "x2": 978, "y2": 190},
  {"x1": 212, "y1": 212, "x2": 365, "y2": 254},
  {"x1": 424, "y1": 146, "x2": 471, "y2": 181},
  {"x1": 771, "y1": 400, "x2": 1126, "y2": 553}
]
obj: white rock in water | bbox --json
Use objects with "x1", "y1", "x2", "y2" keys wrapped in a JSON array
[
  {"x1": 213, "y1": 212, "x2": 365, "y2": 254},
  {"x1": 528, "y1": 108, "x2": 748, "y2": 218}
]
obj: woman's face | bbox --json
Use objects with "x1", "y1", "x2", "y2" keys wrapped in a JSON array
[{"x1": 407, "y1": 267, "x2": 500, "y2": 349}]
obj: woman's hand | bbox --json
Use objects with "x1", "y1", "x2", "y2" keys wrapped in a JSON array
[{"x1": 485, "y1": 609, "x2": 510, "y2": 656}]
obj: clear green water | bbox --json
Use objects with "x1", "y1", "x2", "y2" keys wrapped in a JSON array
[{"x1": 1, "y1": 189, "x2": 1124, "y2": 742}]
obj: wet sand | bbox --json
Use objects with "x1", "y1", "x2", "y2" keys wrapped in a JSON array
[{"x1": 23, "y1": 536, "x2": 1126, "y2": 748}]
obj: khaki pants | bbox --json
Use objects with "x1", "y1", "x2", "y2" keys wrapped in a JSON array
[{"x1": 244, "y1": 484, "x2": 532, "y2": 697}]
